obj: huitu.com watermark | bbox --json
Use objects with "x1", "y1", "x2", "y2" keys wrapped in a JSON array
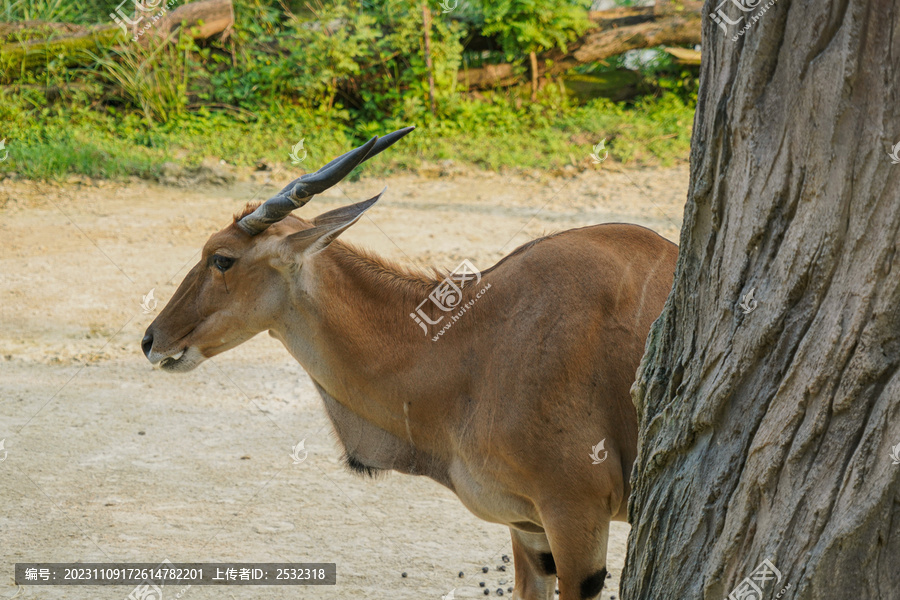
[
  {"x1": 110, "y1": 0, "x2": 180, "y2": 42},
  {"x1": 289, "y1": 139, "x2": 307, "y2": 165},
  {"x1": 410, "y1": 260, "x2": 491, "y2": 342},
  {"x1": 709, "y1": 0, "x2": 781, "y2": 42},
  {"x1": 590, "y1": 139, "x2": 608, "y2": 164},
  {"x1": 726, "y1": 558, "x2": 790, "y2": 600},
  {"x1": 739, "y1": 287, "x2": 758, "y2": 315},
  {"x1": 589, "y1": 439, "x2": 608, "y2": 465}
]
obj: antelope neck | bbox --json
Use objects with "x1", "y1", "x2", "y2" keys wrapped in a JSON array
[{"x1": 271, "y1": 242, "x2": 481, "y2": 452}]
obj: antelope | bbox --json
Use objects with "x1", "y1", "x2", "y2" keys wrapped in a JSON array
[{"x1": 141, "y1": 128, "x2": 678, "y2": 600}]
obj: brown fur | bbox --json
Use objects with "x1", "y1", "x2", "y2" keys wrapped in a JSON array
[{"x1": 143, "y1": 204, "x2": 677, "y2": 600}]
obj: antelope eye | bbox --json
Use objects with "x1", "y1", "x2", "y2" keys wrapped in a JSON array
[{"x1": 211, "y1": 254, "x2": 235, "y2": 272}]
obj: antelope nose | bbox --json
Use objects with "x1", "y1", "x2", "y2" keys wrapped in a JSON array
[{"x1": 141, "y1": 331, "x2": 154, "y2": 359}]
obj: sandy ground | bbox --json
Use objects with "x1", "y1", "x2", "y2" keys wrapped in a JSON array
[{"x1": 0, "y1": 163, "x2": 687, "y2": 600}]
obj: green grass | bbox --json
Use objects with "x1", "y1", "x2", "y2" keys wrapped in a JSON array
[
  {"x1": 0, "y1": 0, "x2": 696, "y2": 182},
  {"x1": 0, "y1": 0, "x2": 121, "y2": 23},
  {"x1": 0, "y1": 91, "x2": 693, "y2": 181}
]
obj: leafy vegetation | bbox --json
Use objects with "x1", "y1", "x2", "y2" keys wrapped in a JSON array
[
  {"x1": 0, "y1": 0, "x2": 699, "y2": 181},
  {"x1": 483, "y1": 0, "x2": 593, "y2": 57}
]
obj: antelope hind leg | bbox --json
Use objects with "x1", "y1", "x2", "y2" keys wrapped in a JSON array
[{"x1": 510, "y1": 528, "x2": 557, "y2": 600}]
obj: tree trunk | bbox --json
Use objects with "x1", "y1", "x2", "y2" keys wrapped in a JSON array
[
  {"x1": 422, "y1": 3, "x2": 436, "y2": 116},
  {"x1": 622, "y1": 1, "x2": 900, "y2": 600},
  {"x1": 529, "y1": 50, "x2": 538, "y2": 101}
]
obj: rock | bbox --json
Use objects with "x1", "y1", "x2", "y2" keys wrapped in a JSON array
[
  {"x1": 252, "y1": 521, "x2": 294, "y2": 534},
  {"x1": 417, "y1": 162, "x2": 442, "y2": 179},
  {"x1": 439, "y1": 159, "x2": 464, "y2": 177},
  {"x1": 156, "y1": 158, "x2": 235, "y2": 187},
  {"x1": 66, "y1": 174, "x2": 89, "y2": 185},
  {"x1": 197, "y1": 157, "x2": 235, "y2": 185}
]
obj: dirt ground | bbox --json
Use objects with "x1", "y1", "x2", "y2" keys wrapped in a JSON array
[{"x1": 0, "y1": 163, "x2": 687, "y2": 600}]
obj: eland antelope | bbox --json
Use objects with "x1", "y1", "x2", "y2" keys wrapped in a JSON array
[{"x1": 141, "y1": 128, "x2": 677, "y2": 600}]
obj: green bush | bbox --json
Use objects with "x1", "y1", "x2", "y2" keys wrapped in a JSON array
[
  {"x1": 0, "y1": 0, "x2": 697, "y2": 181},
  {"x1": 482, "y1": 0, "x2": 592, "y2": 57}
]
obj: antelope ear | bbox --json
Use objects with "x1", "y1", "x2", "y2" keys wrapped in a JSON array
[{"x1": 287, "y1": 188, "x2": 385, "y2": 255}]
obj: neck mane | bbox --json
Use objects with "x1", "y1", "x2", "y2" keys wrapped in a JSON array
[{"x1": 328, "y1": 240, "x2": 442, "y2": 303}]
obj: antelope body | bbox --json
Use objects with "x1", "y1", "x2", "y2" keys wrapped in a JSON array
[{"x1": 142, "y1": 129, "x2": 677, "y2": 600}]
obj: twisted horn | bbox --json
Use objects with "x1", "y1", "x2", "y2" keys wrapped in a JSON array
[{"x1": 237, "y1": 126, "x2": 415, "y2": 235}]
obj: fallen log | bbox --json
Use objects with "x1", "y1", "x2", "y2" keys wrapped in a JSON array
[
  {"x1": 0, "y1": 0, "x2": 233, "y2": 79},
  {"x1": 136, "y1": 0, "x2": 234, "y2": 42},
  {"x1": 460, "y1": 0, "x2": 702, "y2": 89},
  {"x1": 662, "y1": 46, "x2": 702, "y2": 65}
]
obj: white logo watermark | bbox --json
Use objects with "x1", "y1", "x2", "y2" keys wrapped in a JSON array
[
  {"x1": 410, "y1": 260, "x2": 491, "y2": 341},
  {"x1": 726, "y1": 558, "x2": 790, "y2": 600},
  {"x1": 590, "y1": 139, "x2": 608, "y2": 164},
  {"x1": 589, "y1": 439, "x2": 608, "y2": 465},
  {"x1": 290, "y1": 439, "x2": 308, "y2": 464},
  {"x1": 110, "y1": 0, "x2": 179, "y2": 42},
  {"x1": 438, "y1": 0, "x2": 459, "y2": 13},
  {"x1": 739, "y1": 288, "x2": 758, "y2": 314},
  {"x1": 0, "y1": 138, "x2": 8, "y2": 162},
  {"x1": 0, "y1": 439, "x2": 7, "y2": 462},
  {"x1": 289, "y1": 139, "x2": 307, "y2": 165},
  {"x1": 125, "y1": 559, "x2": 191, "y2": 600},
  {"x1": 141, "y1": 289, "x2": 158, "y2": 314},
  {"x1": 441, "y1": 589, "x2": 456, "y2": 600},
  {"x1": 888, "y1": 142, "x2": 900, "y2": 164},
  {"x1": 890, "y1": 442, "x2": 900, "y2": 465},
  {"x1": 709, "y1": 0, "x2": 780, "y2": 41}
]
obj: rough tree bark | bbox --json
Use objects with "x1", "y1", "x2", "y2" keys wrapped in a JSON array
[{"x1": 621, "y1": 1, "x2": 900, "y2": 600}]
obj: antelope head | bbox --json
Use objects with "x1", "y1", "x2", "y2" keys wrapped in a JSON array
[{"x1": 141, "y1": 127, "x2": 414, "y2": 372}]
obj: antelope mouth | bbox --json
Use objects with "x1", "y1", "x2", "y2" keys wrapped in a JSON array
[
  {"x1": 158, "y1": 347, "x2": 203, "y2": 373},
  {"x1": 160, "y1": 349, "x2": 185, "y2": 369}
]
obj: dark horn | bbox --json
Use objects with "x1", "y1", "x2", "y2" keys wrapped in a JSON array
[
  {"x1": 317, "y1": 125, "x2": 416, "y2": 173},
  {"x1": 237, "y1": 126, "x2": 415, "y2": 235}
]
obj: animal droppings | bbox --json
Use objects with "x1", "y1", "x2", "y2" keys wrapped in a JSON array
[
  {"x1": 508, "y1": 587, "x2": 513, "y2": 593},
  {"x1": 401, "y1": 572, "x2": 407, "y2": 578},
  {"x1": 497, "y1": 589, "x2": 504, "y2": 596},
  {"x1": 459, "y1": 571, "x2": 464, "y2": 578},
  {"x1": 498, "y1": 565, "x2": 506, "y2": 571},
  {"x1": 482, "y1": 566, "x2": 489, "y2": 573},
  {"x1": 480, "y1": 582, "x2": 486, "y2": 587},
  {"x1": 502, "y1": 555, "x2": 510, "y2": 563},
  {"x1": 483, "y1": 589, "x2": 490, "y2": 595}
]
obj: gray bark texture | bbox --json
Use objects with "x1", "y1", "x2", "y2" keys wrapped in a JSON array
[{"x1": 621, "y1": 1, "x2": 900, "y2": 600}]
